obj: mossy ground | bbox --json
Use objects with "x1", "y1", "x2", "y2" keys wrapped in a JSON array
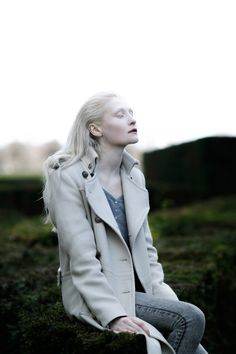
[{"x1": 1, "y1": 195, "x2": 236, "y2": 353}]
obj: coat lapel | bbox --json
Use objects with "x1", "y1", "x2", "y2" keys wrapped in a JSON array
[
  {"x1": 83, "y1": 150, "x2": 149, "y2": 244},
  {"x1": 85, "y1": 176, "x2": 122, "y2": 237},
  {"x1": 121, "y1": 167, "x2": 150, "y2": 242}
]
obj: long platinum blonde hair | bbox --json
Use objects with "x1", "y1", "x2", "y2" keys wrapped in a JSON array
[
  {"x1": 46, "y1": 92, "x2": 119, "y2": 169},
  {"x1": 43, "y1": 91, "x2": 119, "y2": 213}
]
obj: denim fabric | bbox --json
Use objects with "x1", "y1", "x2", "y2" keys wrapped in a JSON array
[{"x1": 135, "y1": 292, "x2": 208, "y2": 354}]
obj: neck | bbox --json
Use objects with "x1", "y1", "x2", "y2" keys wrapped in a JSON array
[{"x1": 96, "y1": 146, "x2": 124, "y2": 177}]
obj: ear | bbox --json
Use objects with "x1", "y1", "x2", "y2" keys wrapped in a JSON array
[{"x1": 88, "y1": 123, "x2": 103, "y2": 138}]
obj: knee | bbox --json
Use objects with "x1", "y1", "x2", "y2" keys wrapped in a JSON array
[{"x1": 186, "y1": 303, "x2": 206, "y2": 333}]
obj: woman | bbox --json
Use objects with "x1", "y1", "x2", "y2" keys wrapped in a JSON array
[{"x1": 43, "y1": 92, "x2": 208, "y2": 354}]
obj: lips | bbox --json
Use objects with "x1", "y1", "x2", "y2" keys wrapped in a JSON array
[{"x1": 128, "y1": 128, "x2": 137, "y2": 133}]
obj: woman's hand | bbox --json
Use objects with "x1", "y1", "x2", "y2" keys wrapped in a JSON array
[{"x1": 109, "y1": 316, "x2": 150, "y2": 336}]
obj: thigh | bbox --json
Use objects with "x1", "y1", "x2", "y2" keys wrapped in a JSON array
[
  {"x1": 136, "y1": 293, "x2": 207, "y2": 354},
  {"x1": 135, "y1": 292, "x2": 204, "y2": 333}
]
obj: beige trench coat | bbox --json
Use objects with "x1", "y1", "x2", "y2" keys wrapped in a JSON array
[{"x1": 47, "y1": 150, "x2": 178, "y2": 354}]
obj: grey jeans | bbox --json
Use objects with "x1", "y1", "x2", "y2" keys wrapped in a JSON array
[{"x1": 135, "y1": 292, "x2": 208, "y2": 354}]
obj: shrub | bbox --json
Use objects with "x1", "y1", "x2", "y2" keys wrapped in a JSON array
[
  {"x1": 0, "y1": 175, "x2": 44, "y2": 215},
  {"x1": 144, "y1": 137, "x2": 236, "y2": 208}
]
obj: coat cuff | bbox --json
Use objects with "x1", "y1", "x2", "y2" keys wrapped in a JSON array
[
  {"x1": 101, "y1": 308, "x2": 128, "y2": 328},
  {"x1": 106, "y1": 315, "x2": 128, "y2": 329}
]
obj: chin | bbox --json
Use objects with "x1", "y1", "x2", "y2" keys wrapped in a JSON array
[
  {"x1": 119, "y1": 137, "x2": 139, "y2": 147},
  {"x1": 129, "y1": 138, "x2": 139, "y2": 145}
]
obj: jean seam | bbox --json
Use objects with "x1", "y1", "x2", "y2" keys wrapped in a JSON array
[{"x1": 136, "y1": 304, "x2": 186, "y2": 351}]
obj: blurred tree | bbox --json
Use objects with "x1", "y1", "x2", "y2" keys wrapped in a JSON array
[{"x1": 0, "y1": 141, "x2": 61, "y2": 175}]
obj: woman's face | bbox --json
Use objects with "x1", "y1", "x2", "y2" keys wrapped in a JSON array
[{"x1": 99, "y1": 96, "x2": 138, "y2": 148}]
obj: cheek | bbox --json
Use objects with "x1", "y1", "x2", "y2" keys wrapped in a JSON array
[
  {"x1": 102, "y1": 124, "x2": 127, "y2": 145},
  {"x1": 104, "y1": 122, "x2": 125, "y2": 136}
]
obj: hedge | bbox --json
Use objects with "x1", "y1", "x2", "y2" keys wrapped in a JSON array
[
  {"x1": 144, "y1": 137, "x2": 236, "y2": 209},
  {"x1": 0, "y1": 175, "x2": 44, "y2": 215}
]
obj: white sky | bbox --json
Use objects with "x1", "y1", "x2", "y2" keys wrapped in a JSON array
[{"x1": 0, "y1": 0, "x2": 235, "y2": 151}]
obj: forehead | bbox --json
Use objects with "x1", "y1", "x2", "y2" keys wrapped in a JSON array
[{"x1": 105, "y1": 96, "x2": 131, "y2": 112}]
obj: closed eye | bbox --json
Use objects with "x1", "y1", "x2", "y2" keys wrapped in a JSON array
[
  {"x1": 114, "y1": 108, "x2": 133, "y2": 118},
  {"x1": 115, "y1": 109, "x2": 125, "y2": 118}
]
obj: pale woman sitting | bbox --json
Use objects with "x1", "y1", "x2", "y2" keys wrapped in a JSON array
[{"x1": 43, "y1": 92, "x2": 208, "y2": 354}]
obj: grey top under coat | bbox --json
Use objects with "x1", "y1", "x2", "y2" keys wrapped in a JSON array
[
  {"x1": 103, "y1": 189, "x2": 144, "y2": 292},
  {"x1": 103, "y1": 189, "x2": 130, "y2": 246}
]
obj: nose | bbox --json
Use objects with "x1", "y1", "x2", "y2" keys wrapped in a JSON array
[{"x1": 128, "y1": 114, "x2": 136, "y2": 125}]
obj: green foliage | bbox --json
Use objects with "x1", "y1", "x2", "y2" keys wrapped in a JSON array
[
  {"x1": 16, "y1": 297, "x2": 146, "y2": 354},
  {"x1": 149, "y1": 195, "x2": 236, "y2": 237},
  {"x1": 9, "y1": 217, "x2": 57, "y2": 246},
  {"x1": 148, "y1": 196, "x2": 236, "y2": 353},
  {"x1": 1, "y1": 195, "x2": 236, "y2": 353}
]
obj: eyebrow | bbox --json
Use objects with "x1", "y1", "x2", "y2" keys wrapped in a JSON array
[{"x1": 114, "y1": 108, "x2": 133, "y2": 115}]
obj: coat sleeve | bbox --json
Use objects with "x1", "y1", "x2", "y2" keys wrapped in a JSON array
[{"x1": 47, "y1": 167, "x2": 128, "y2": 327}]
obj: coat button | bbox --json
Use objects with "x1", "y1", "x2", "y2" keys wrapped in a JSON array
[
  {"x1": 53, "y1": 163, "x2": 59, "y2": 170},
  {"x1": 82, "y1": 171, "x2": 89, "y2": 178},
  {"x1": 88, "y1": 163, "x2": 93, "y2": 170},
  {"x1": 95, "y1": 216, "x2": 102, "y2": 223}
]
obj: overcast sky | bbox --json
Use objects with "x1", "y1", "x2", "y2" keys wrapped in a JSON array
[{"x1": 1, "y1": 0, "x2": 235, "y2": 151}]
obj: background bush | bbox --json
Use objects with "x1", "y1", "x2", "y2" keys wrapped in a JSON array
[
  {"x1": 0, "y1": 175, "x2": 44, "y2": 215},
  {"x1": 144, "y1": 137, "x2": 236, "y2": 209}
]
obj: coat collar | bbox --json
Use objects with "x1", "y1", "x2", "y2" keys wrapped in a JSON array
[
  {"x1": 81, "y1": 148, "x2": 139, "y2": 177},
  {"x1": 80, "y1": 148, "x2": 98, "y2": 176},
  {"x1": 121, "y1": 150, "x2": 139, "y2": 175},
  {"x1": 82, "y1": 149, "x2": 149, "y2": 245}
]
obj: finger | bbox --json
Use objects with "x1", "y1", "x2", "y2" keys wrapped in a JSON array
[
  {"x1": 124, "y1": 321, "x2": 148, "y2": 335},
  {"x1": 139, "y1": 323, "x2": 150, "y2": 336},
  {"x1": 131, "y1": 318, "x2": 150, "y2": 336},
  {"x1": 117, "y1": 318, "x2": 147, "y2": 335},
  {"x1": 110, "y1": 317, "x2": 149, "y2": 335}
]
